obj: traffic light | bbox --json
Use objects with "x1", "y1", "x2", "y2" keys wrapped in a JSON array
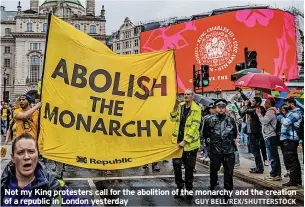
[
  {"x1": 231, "y1": 63, "x2": 246, "y2": 81},
  {"x1": 246, "y1": 51, "x2": 257, "y2": 68},
  {"x1": 201, "y1": 65, "x2": 209, "y2": 87},
  {"x1": 235, "y1": 63, "x2": 246, "y2": 72}
]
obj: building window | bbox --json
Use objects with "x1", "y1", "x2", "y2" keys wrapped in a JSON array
[
  {"x1": 134, "y1": 39, "x2": 139, "y2": 47},
  {"x1": 125, "y1": 31, "x2": 131, "y2": 38},
  {"x1": 116, "y1": 43, "x2": 120, "y2": 50},
  {"x1": 4, "y1": 59, "x2": 11, "y2": 67},
  {"x1": 134, "y1": 50, "x2": 139, "y2": 54},
  {"x1": 3, "y1": 91, "x2": 9, "y2": 101},
  {"x1": 134, "y1": 28, "x2": 138, "y2": 35},
  {"x1": 124, "y1": 41, "x2": 131, "y2": 49},
  {"x1": 43, "y1": 23, "x2": 48, "y2": 32},
  {"x1": 90, "y1": 25, "x2": 96, "y2": 34},
  {"x1": 4, "y1": 47, "x2": 11, "y2": 54},
  {"x1": 27, "y1": 23, "x2": 33, "y2": 32},
  {"x1": 75, "y1": 24, "x2": 80, "y2": 30},
  {"x1": 4, "y1": 74, "x2": 9, "y2": 85},
  {"x1": 30, "y1": 43, "x2": 41, "y2": 50},
  {"x1": 124, "y1": 41, "x2": 131, "y2": 48},
  {"x1": 5, "y1": 28, "x2": 11, "y2": 36},
  {"x1": 30, "y1": 56, "x2": 40, "y2": 83}
]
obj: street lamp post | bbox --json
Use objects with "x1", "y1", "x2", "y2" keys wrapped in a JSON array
[{"x1": 3, "y1": 70, "x2": 8, "y2": 102}]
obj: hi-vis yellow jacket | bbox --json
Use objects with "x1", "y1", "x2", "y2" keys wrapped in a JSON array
[{"x1": 170, "y1": 101, "x2": 201, "y2": 151}]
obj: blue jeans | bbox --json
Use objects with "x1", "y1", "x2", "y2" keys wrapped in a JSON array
[
  {"x1": 265, "y1": 136, "x2": 281, "y2": 177},
  {"x1": 1, "y1": 120, "x2": 8, "y2": 134},
  {"x1": 240, "y1": 122, "x2": 248, "y2": 145}
]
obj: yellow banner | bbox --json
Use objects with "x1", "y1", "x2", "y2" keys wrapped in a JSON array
[{"x1": 39, "y1": 15, "x2": 182, "y2": 170}]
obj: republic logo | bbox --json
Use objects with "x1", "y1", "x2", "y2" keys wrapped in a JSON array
[
  {"x1": 76, "y1": 156, "x2": 132, "y2": 165},
  {"x1": 76, "y1": 156, "x2": 87, "y2": 164}
]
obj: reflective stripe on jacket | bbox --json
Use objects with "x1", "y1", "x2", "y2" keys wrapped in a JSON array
[{"x1": 170, "y1": 101, "x2": 201, "y2": 151}]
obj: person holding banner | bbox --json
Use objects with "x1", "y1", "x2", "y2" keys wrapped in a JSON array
[
  {"x1": 170, "y1": 89, "x2": 201, "y2": 200},
  {"x1": 14, "y1": 94, "x2": 41, "y2": 140}
]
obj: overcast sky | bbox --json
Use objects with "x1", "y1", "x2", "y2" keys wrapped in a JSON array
[{"x1": 1, "y1": 0, "x2": 304, "y2": 34}]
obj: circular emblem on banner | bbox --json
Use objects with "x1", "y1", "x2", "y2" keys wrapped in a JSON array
[{"x1": 195, "y1": 26, "x2": 238, "y2": 72}]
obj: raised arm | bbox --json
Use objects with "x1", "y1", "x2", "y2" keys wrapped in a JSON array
[
  {"x1": 14, "y1": 102, "x2": 42, "y2": 120},
  {"x1": 257, "y1": 109, "x2": 275, "y2": 125}
]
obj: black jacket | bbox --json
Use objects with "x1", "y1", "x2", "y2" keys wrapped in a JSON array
[
  {"x1": 1, "y1": 161, "x2": 61, "y2": 205},
  {"x1": 238, "y1": 91, "x2": 262, "y2": 134},
  {"x1": 1, "y1": 161, "x2": 90, "y2": 206},
  {"x1": 203, "y1": 114, "x2": 238, "y2": 155},
  {"x1": 240, "y1": 105, "x2": 262, "y2": 134}
]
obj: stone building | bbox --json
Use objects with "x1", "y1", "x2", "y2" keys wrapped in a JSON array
[
  {"x1": 111, "y1": 17, "x2": 162, "y2": 55},
  {"x1": 0, "y1": 0, "x2": 106, "y2": 102}
]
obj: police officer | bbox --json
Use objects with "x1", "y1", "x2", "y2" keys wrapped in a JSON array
[
  {"x1": 170, "y1": 89, "x2": 201, "y2": 200},
  {"x1": 203, "y1": 99, "x2": 237, "y2": 194}
]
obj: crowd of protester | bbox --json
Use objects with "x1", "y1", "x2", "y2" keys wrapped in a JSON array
[
  {"x1": 0, "y1": 90, "x2": 303, "y2": 204},
  {"x1": 198, "y1": 89, "x2": 303, "y2": 188}
]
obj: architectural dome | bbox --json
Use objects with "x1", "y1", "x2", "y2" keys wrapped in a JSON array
[
  {"x1": 40, "y1": 0, "x2": 86, "y2": 16},
  {"x1": 43, "y1": 0, "x2": 83, "y2": 6}
]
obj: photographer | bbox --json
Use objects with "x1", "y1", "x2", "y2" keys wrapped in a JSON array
[
  {"x1": 239, "y1": 90, "x2": 266, "y2": 173},
  {"x1": 1, "y1": 133, "x2": 91, "y2": 206}
]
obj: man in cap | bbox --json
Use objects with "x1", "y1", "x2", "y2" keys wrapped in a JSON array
[
  {"x1": 14, "y1": 94, "x2": 41, "y2": 140},
  {"x1": 203, "y1": 99, "x2": 237, "y2": 197}
]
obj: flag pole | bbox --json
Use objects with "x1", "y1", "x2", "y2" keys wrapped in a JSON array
[{"x1": 37, "y1": 12, "x2": 52, "y2": 145}]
